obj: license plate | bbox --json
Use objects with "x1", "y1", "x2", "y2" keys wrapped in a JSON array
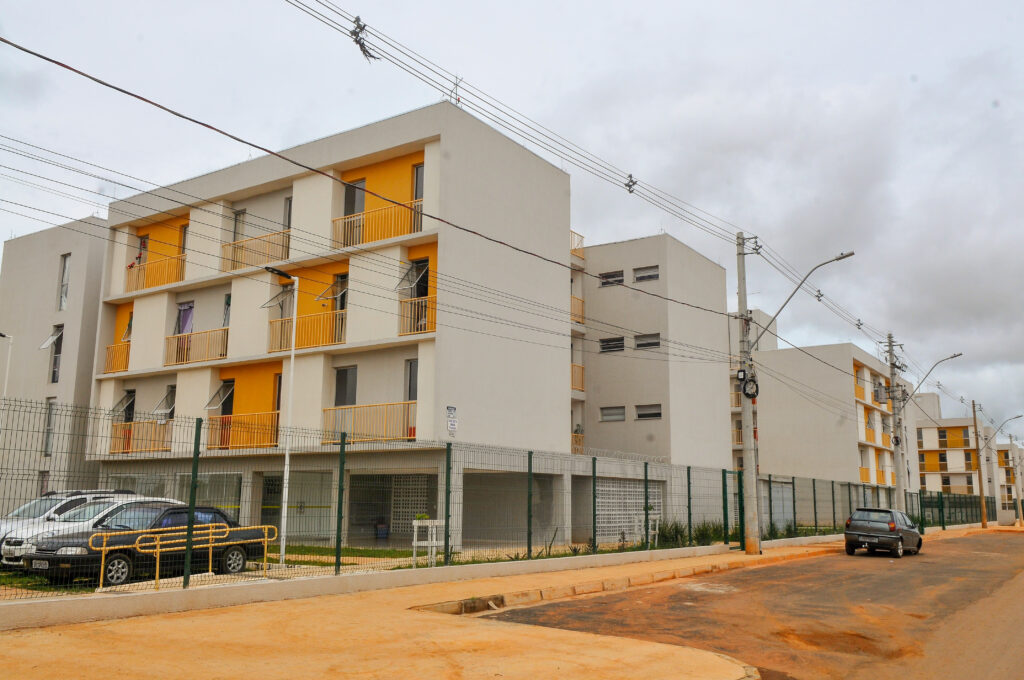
[
  {"x1": 31, "y1": 560, "x2": 48, "y2": 570},
  {"x1": 862, "y1": 536, "x2": 878, "y2": 543}
]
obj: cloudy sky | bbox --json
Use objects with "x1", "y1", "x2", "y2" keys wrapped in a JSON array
[{"x1": 0, "y1": 1, "x2": 1021, "y2": 435}]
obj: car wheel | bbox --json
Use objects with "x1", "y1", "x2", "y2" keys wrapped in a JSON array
[
  {"x1": 845, "y1": 544, "x2": 856, "y2": 555},
  {"x1": 893, "y1": 539, "x2": 904, "y2": 559},
  {"x1": 916, "y1": 539, "x2": 922, "y2": 555},
  {"x1": 220, "y1": 546, "x2": 247, "y2": 575},
  {"x1": 104, "y1": 554, "x2": 133, "y2": 586}
]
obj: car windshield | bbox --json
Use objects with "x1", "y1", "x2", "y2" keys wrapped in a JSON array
[
  {"x1": 58, "y1": 500, "x2": 118, "y2": 523},
  {"x1": 98, "y1": 504, "x2": 166, "y2": 530},
  {"x1": 852, "y1": 510, "x2": 892, "y2": 523},
  {"x1": 5, "y1": 497, "x2": 64, "y2": 519}
]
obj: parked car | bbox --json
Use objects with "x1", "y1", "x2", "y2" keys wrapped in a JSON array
[
  {"x1": 844, "y1": 507, "x2": 922, "y2": 558},
  {"x1": 0, "y1": 489, "x2": 137, "y2": 558},
  {"x1": 1, "y1": 495, "x2": 176, "y2": 568},
  {"x1": 22, "y1": 501, "x2": 267, "y2": 586}
]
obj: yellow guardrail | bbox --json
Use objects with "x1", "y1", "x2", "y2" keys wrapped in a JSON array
[{"x1": 89, "y1": 523, "x2": 278, "y2": 590}]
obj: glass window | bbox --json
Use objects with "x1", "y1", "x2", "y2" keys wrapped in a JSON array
[
  {"x1": 599, "y1": 337, "x2": 624, "y2": 352},
  {"x1": 634, "y1": 333, "x2": 660, "y2": 349},
  {"x1": 223, "y1": 294, "x2": 231, "y2": 327},
  {"x1": 40, "y1": 325, "x2": 64, "y2": 383},
  {"x1": 100, "y1": 504, "x2": 167, "y2": 530},
  {"x1": 42, "y1": 398, "x2": 56, "y2": 456},
  {"x1": 232, "y1": 210, "x2": 246, "y2": 241},
  {"x1": 413, "y1": 164, "x2": 424, "y2": 200},
  {"x1": 175, "y1": 302, "x2": 194, "y2": 335},
  {"x1": 158, "y1": 511, "x2": 189, "y2": 528},
  {"x1": 6, "y1": 497, "x2": 64, "y2": 519},
  {"x1": 283, "y1": 197, "x2": 293, "y2": 229},
  {"x1": 344, "y1": 179, "x2": 366, "y2": 216},
  {"x1": 57, "y1": 499, "x2": 118, "y2": 523},
  {"x1": 600, "y1": 406, "x2": 625, "y2": 422},
  {"x1": 599, "y1": 271, "x2": 624, "y2": 286},
  {"x1": 635, "y1": 404, "x2": 662, "y2": 420},
  {"x1": 335, "y1": 366, "x2": 357, "y2": 407},
  {"x1": 633, "y1": 265, "x2": 659, "y2": 282},
  {"x1": 57, "y1": 253, "x2": 70, "y2": 310},
  {"x1": 122, "y1": 312, "x2": 134, "y2": 342},
  {"x1": 405, "y1": 359, "x2": 418, "y2": 402}
]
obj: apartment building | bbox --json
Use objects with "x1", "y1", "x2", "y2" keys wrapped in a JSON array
[
  {"x1": 0, "y1": 221, "x2": 106, "y2": 509},
  {"x1": 751, "y1": 343, "x2": 912, "y2": 492},
  {"x1": 87, "y1": 103, "x2": 574, "y2": 546},
  {"x1": 727, "y1": 309, "x2": 777, "y2": 470},
  {"x1": 571, "y1": 234, "x2": 731, "y2": 468},
  {"x1": 994, "y1": 440, "x2": 1021, "y2": 519}
]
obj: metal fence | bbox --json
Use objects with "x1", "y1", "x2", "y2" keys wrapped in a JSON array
[{"x1": 0, "y1": 397, "x2": 996, "y2": 601}]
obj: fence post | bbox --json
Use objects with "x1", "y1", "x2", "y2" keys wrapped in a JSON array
[
  {"x1": 812, "y1": 479, "x2": 818, "y2": 535},
  {"x1": 737, "y1": 470, "x2": 745, "y2": 551},
  {"x1": 591, "y1": 456, "x2": 597, "y2": 553},
  {"x1": 847, "y1": 483, "x2": 853, "y2": 517},
  {"x1": 831, "y1": 481, "x2": 836, "y2": 533},
  {"x1": 527, "y1": 450, "x2": 533, "y2": 559},
  {"x1": 182, "y1": 417, "x2": 202, "y2": 590},
  {"x1": 721, "y1": 469, "x2": 729, "y2": 545},
  {"x1": 686, "y1": 466, "x2": 693, "y2": 547},
  {"x1": 444, "y1": 442, "x2": 452, "y2": 565},
  {"x1": 334, "y1": 432, "x2": 347, "y2": 576},
  {"x1": 767, "y1": 474, "x2": 774, "y2": 536},
  {"x1": 643, "y1": 461, "x2": 650, "y2": 550},
  {"x1": 791, "y1": 478, "x2": 797, "y2": 536}
]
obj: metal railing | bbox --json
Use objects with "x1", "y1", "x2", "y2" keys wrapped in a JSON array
[
  {"x1": 571, "y1": 432, "x2": 584, "y2": 455},
  {"x1": 570, "y1": 229, "x2": 584, "y2": 258},
  {"x1": 165, "y1": 328, "x2": 229, "y2": 366},
  {"x1": 269, "y1": 310, "x2": 347, "y2": 352},
  {"x1": 881, "y1": 432, "x2": 892, "y2": 448},
  {"x1": 220, "y1": 230, "x2": 290, "y2": 271},
  {"x1": 104, "y1": 342, "x2": 131, "y2": 373},
  {"x1": 859, "y1": 467, "x2": 871, "y2": 483},
  {"x1": 322, "y1": 401, "x2": 417, "y2": 443},
  {"x1": 571, "y1": 363, "x2": 585, "y2": 391},
  {"x1": 730, "y1": 392, "x2": 741, "y2": 408},
  {"x1": 876, "y1": 470, "x2": 886, "y2": 485},
  {"x1": 125, "y1": 254, "x2": 185, "y2": 292},
  {"x1": 864, "y1": 427, "x2": 876, "y2": 443},
  {"x1": 399, "y1": 295, "x2": 436, "y2": 335},
  {"x1": 207, "y1": 411, "x2": 280, "y2": 450},
  {"x1": 109, "y1": 419, "x2": 172, "y2": 454},
  {"x1": 332, "y1": 199, "x2": 423, "y2": 248},
  {"x1": 571, "y1": 295, "x2": 584, "y2": 324}
]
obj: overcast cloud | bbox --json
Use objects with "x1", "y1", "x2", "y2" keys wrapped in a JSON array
[{"x1": 0, "y1": 1, "x2": 1021, "y2": 432}]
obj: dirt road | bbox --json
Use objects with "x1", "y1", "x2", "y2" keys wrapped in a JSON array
[{"x1": 488, "y1": 534, "x2": 1024, "y2": 679}]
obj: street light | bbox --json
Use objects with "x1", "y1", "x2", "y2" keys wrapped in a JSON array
[
  {"x1": 899, "y1": 353, "x2": 963, "y2": 416},
  {"x1": 265, "y1": 266, "x2": 299, "y2": 565},
  {"x1": 976, "y1": 413, "x2": 1022, "y2": 529}
]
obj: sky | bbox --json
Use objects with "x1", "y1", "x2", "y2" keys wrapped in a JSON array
[{"x1": 0, "y1": 1, "x2": 1021, "y2": 436}]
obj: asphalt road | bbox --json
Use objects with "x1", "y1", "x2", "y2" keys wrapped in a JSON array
[{"x1": 486, "y1": 534, "x2": 1024, "y2": 679}]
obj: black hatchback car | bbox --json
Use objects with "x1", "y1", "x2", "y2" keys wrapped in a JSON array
[
  {"x1": 844, "y1": 507, "x2": 922, "y2": 558},
  {"x1": 22, "y1": 501, "x2": 268, "y2": 586}
]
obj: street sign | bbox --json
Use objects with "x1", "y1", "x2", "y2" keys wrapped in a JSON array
[{"x1": 446, "y1": 406, "x2": 456, "y2": 418}]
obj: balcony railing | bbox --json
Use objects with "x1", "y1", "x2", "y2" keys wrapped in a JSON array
[
  {"x1": 165, "y1": 328, "x2": 229, "y2": 366},
  {"x1": 571, "y1": 296, "x2": 584, "y2": 324},
  {"x1": 332, "y1": 199, "x2": 423, "y2": 248},
  {"x1": 322, "y1": 401, "x2": 416, "y2": 444},
  {"x1": 104, "y1": 342, "x2": 131, "y2": 373},
  {"x1": 730, "y1": 392, "x2": 741, "y2": 408},
  {"x1": 859, "y1": 467, "x2": 871, "y2": 483},
  {"x1": 570, "y1": 230, "x2": 584, "y2": 259},
  {"x1": 733, "y1": 427, "x2": 758, "y2": 446},
  {"x1": 864, "y1": 427, "x2": 876, "y2": 443},
  {"x1": 854, "y1": 384, "x2": 866, "y2": 401},
  {"x1": 881, "y1": 432, "x2": 892, "y2": 448},
  {"x1": 399, "y1": 295, "x2": 437, "y2": 335},
  {"x1": 571, "y1": 433, "x2": 584, "y2": 455},
  {"x1": 269, "y1": 310, "x2": 347, "y2": 352},
  {"x1": 109, "y1": 420, "x2": 171, "y2": 454},
  {"x1": 942, "y1": 436, "x2": 971, "y2": 448},
  {"x1": 207, "y1": 412, "x2": 279, "y2": 450},
  {"x1": 221, "y1": 230, "x2": 290, "y2": 272},
  {"x1": 876, "y1": 470, "x2": 886, "y2": 485},
  {"x1": 125, "y1": 254, "x2": 185, "y2": 293},
  {"x1": 571, "y1": 363, "x2": 585, "y2": 391}
]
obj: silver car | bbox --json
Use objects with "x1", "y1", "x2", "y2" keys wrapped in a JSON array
[{"x1": 0, "y1": 490, "x2": 137, "y2": 560}]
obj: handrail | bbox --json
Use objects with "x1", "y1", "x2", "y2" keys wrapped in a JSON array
[
  {"x1": 269, "y1": 309, "x2": 347, "y2": 351},
  {"x1": 104, "y1": 342, "x2": 131, "y2": 373},
  {"x1": 125, "y1": 253, "x2": 185, "y2": 292},
  {"x1": 332, "y1": 199, "x2": 423, "y2": 248},
  {"x1": 165, "y1": 327, "x2": 228, "y2": 366},
  {"x1": 570, "y1": 230, "x2": 585, "y2": 258},
  {"x1": 570, "y1": 296, "x2": 584, "y2": 324},
  {"x1": 571, "y1": 433, "x2": 584, "y2": 455},
  {"x1": 571, "y1": 363, "x2": 585, "y2": 392},
  {"x1": 322, "y1": 401, "x2": 416, "y2": 443},
  {"x1": 208, "y1": 411, "x2": 280, "y2": 450},
  {"x1": 399, "y1": 295, "x2": 436, "y2": 335},
  {"x1": 109, "y1": 419, "x2": 172, "y2": 454},
  {"x1": 221, "y1": 229, "x2": 290, "y2": 272}
]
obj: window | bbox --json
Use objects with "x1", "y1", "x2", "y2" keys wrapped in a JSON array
[
  {"x1": 634, "y1": 333, "x2": 660, "y2": 349},
  {"x1": 37, "y1": 471, "x2": 49, "y2": 496},
  {"x1": 599, "y1": 271, "x2": 624, "y2": 286},
  {"x1": 40, "y1": 325, "x2": 64, "y2": 383},
  {"x1": 938, "y1": 429, "x2": 947, "y2": 446},
  {"x1": 397, "y1": 259, "x2": 430, "y2": 299},
  {"x1": 962, "y1": 428, "x2": 970, "y2": 441},
  {"x1": 941, "y1": 475, "x2": 951, "y2": 487},
  {"x1": 175, "y1": 302, "x2": 194, "y2": 335},
  {"x1": 43, "y1": 397, "x2": 56, "y2": 457},
  {"x1": 964, "y1": 451, "x2": 972, "y2": 466},
  {"x1": 600, "y1": 406, "x2": 625, "y2": 422},
  {"x1": 159, "y1": 511, "x2": 189, "y2": 528},
  {"x1": 405, "y1": 359, "x2": 418, "y2": 402},
  {"x1": 413, "y1": 164, "x2": 424, "y2": 200},
  {"x1": 154, "y1": 385, "x2": 176, "y2": 420},
  {"x1": 204, "y1": 381, "x2": 234, "y2": 414},
  {"x1": 119, "y1": 389, "x2": 137, "y2": 424},
  {"x1": 223, "y1": 294, "x2": 231, "y2": 327},
  {"x1": 332, "y1": 275, "x2": 348, "y2": 310},
  {"x1": 57, "y1": 253, "x2": 70, "y2": 310},
  {"x1": 334, "y1": 367, "x2": 357, "y2": 407},
  {"x1": 635, "y1": 404, "x2": 662, "y2": 420},
  {"x1": 344, "y1": 179, "x2": 366, "y2": 216},
  {"x1": 283, "y1": 197, "x2": 293, "y2": 229},
  {"x1": 180, "y1": 224, "x2": 189, "y2": 254},
  {"x1": 919, "y1": 475, "x2": 926, "y2": 488},
  {"x1": 633, "y1": 265, "x2": 658, "y2": 282},
  {"x1": 122, "y1": 312, "x2": 134, "y2": 342},
  {"x1": 599, "y1": 337, "x2": 624, "y2": 352},
  {"x1": 917, "y1": 428, "x2": 923, "y2": 447},
  {"x1": 918, "y1": 452, "x2": 925, "y2": 464},
  {"x1": 939, "y1": 452, "x2": 947, "y2": 463},
  {"x1": 232, "y1": 210, "x2": 246, "y2": 241}
]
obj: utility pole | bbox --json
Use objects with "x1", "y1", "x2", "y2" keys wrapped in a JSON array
[
  {"x1": 1012, "y1": 435, "x2": 1023, "y2": 527},
  {"x1": 972, "y1": 400, "x2": 988, "y2": 529},
  {"x1": 736, "y1": 232, "x2": 760, "y2": 555},
  {"x1": 886, "y1": 333, "x2": 906, "y2": 512}
]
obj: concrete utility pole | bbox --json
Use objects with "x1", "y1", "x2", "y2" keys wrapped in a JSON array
[
  {"x1": 886, "y1": 333, "x2": 907, "y2": 512},
  {"x1": 736, "y1": 233, "x2": 760, "y2": 555},
  {"x1": 972, "y1": 400, "x2": 988, "y2": 529},
  {"x1": 1012, "y1": 435, "x2": 1023, "y2": 527}
]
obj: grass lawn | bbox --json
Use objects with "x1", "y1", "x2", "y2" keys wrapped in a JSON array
[
  {"x1": 272, "y1": 544, "x2": 413, "y2": 559},
  {"x1": 0, "y1": 569, "x2": 94, "y2": 594}
]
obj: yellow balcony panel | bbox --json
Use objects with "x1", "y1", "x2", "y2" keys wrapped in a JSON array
[
  {"x1": 876, "y1": 470, "x2": 886, "y2": 485},
  {"x1": 109, "y1": 420, "x2": 171, "y2": 454},
  {"x1": 730, "y1": 392, "x2": 741, "y2": 408},
  {"x1": 125, "y1": 254, "x2": 185, "y2": 293},
  {"x1": 859, "y1": 467, "x2": 871, "y2": 483},
  {"x1": 399, "y1": 295, "x2": 436, "y2": 335},
  {"x1": 104, "y1": 342, "x2": 131, "y2": 373},
  {"x1": 733, "y1": 430, "x2": 743, "y2": 446},
  {"x1": 571, "y1": 363, "x2": 585, "y2": 392},
  {"x1": 855, "y1": 384, "x2": 866, "y2": 401},
  {"x1": 882, "y1": 432, "x2": 892, "y2": 448},
  {"x1": 332, "y1": 199, "x2": 423, "y2": 248},
  {"x1": 570, "y1": 230, "x2": 585, "y2": 259},
  {"x1": 269, "y1": 310, "x2": 347, "y2": 352},
  {"x1": 571, "y1": 433, "x2": 584, "y2": 455},
  {"x1": 571, "y1": 296, "x2": 584, "y2": 324},
  {"x1": 221, "y1": 230, "x2": 290, "y2": 272},
  {"x1": 864, "y1": 427, "x2": 876, "y2": 443},
  {"x1": 207, "y1": 411, "x2": 279, "y2": 450},
  {"x1": 165, "y1": 328, "x2": 229, "y2": 366},
  {"x1": 322, "y1": 402, "x2": 417, "y2": 444}
]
